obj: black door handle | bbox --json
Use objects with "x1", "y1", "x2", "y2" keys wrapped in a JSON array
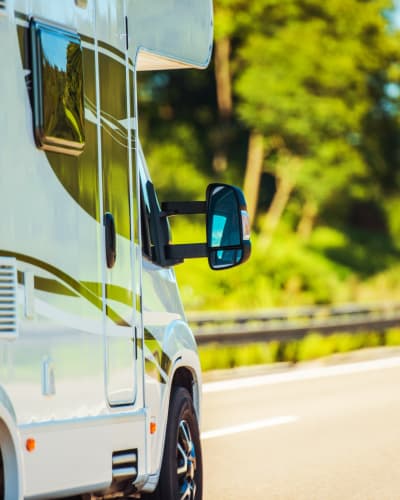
[{"x1": 104, "y1": 212, "x2": 116, "y2": 269}]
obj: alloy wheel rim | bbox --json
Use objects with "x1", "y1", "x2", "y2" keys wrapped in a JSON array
[{"x1": 177, "y1": 419, "x2": 197, "y2": 500}]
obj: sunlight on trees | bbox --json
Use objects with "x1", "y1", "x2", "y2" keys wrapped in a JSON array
[{"x1": 138, "y1": 0, "x2": 400, "y2": 310}]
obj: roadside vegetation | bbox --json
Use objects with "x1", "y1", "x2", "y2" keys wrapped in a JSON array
[
  {"x1": 199, "y1": 328, "x2": 400, "y2": 371},
  {"x1": 138, "y1": 0, "x2": 400, "y2": 314}
]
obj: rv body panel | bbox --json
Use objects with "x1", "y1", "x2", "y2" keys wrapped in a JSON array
[
  {"x1": 128, "y1": 0, "x2": 213, "y2": 70},
  {"x1": 0, "y1": 401, "x2": 23, "y2": 499},
  {"x1": 137, "y1": 147, "x2": 202, "y2": 481},
  {"x1": 20, "y1": 410, "x2": 147, "y2": 499},
  {"x1": 0, "y1": 0, "x2": 206, "y2": 497}
]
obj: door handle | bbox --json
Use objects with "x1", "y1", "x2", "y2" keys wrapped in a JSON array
[{"x1": 104, "y1": 212, "x2": 117, "y2": 268}]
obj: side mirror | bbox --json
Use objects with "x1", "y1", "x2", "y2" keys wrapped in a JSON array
[
  {"x1": 155, "y1": 182, "x2": 251, "y2": 269},
  {"x1": 206, "y1": 184, "x2": 251, "y2": 270}
]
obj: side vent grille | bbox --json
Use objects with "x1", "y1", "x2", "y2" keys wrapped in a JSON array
[
  {"x1": 112, "y1": 449, "x2": 138, "y2": 481},
  {"x1": 0, "y1": 258, "x2": 18, "y2": 340}
]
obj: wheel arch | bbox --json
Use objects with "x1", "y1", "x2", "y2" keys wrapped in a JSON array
[
  {"x1": 0, "y1": 399, "x2": 23, "y2": 500},
  {"x1": 141, "y1": 320, "x2": 202, "y2": 493},
  {"x1": 162, "y1": 319, "x2": 202, "y2": 420},
  {"x1": 171, "y1": 364, "x2": 201, "y2": 420},
  {"x1": 142, "y1": 364, "x2": 202, "y2": 496}
]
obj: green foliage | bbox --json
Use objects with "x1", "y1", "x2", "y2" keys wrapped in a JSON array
[
  {"x1": 235, "y1": 0, "x2": 400, "y2": 213},
  {"x1": 173, "y1": 216, "x2": 400, "y2": 310},
  {"x1": 296, "y1": 333, "x2": 335, "y2": 361},
  {"x1": 384, "y1": 197, "x2": 400, "y2": 249},
  {"x1": 145, "y1": 141, "x2": 209, "y2": 201},
  {"x1": 138, "y1": 0, "x2": 400, "y2": 313},
  {"x1": 199, "y1": 341, "x2": 280, "y2": 371},
  {"x1": 309, "y1": 225, "x2": 400, "y2": 276},
  {"x1": 175, "y1": 224, "x2": 352, "y2": 309},
  {"x1": 199, "y1": 330, "x2": 389, "y2": 371},
  {"x1": 386, "y1": 328, "x2": 400, "y2": 346}
]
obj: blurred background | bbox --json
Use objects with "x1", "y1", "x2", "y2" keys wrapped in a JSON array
[
  {"x1": 137, "y1": 0, "x2": 400, "y2": 367},
  {"x1": 137, "y1": 2, "x2": 400, "y2": 497},
  {"x1": 138, "y1": 0, "x2": 400, "y2": 309}
]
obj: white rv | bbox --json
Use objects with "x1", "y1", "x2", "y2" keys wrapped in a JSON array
[{"x1": 0, "y1": 1, "x2": 250, "y2": 499}]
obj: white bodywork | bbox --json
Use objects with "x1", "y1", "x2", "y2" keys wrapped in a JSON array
[
  {"x1": 0, "y1": 0, "x2": 211, "y2": 498},
  {"x1": 130, "y1": 0, "x2": 213, "y2": 70}
]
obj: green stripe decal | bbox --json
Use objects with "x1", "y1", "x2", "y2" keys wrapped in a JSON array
[
  {"x1": 82, "y1": 282, "x2": 134, "y2": 308},
  {"x1": 15, "y1": 11, "x2": 29, "y2": 22},
  {"x1": 81, "y1": 34, "x2": 94, "y2": 45},
  {"x1": 98, "y1": 39, "x2": 125, "y2": 60},
  {"x1": 1, "y1": 250, "x2": 129, "y2": 326},
  {"x1": 35, "y1": 276, "x2": 78, "y2": 297},
  {"x1": 144, "y1": 328, "x2": 172, "y2": 376}
]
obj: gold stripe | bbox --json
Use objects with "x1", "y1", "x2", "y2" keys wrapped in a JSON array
[
  {"x1": 144, "y1": 328, "x2": 172, "y2": 376},
  {"x1": 81, "y1": 33, "x2": 94, "y2": 45},
  {"x1": 35, "y1": 276, "x2": 78, "y2": 297},
  {"x1": 98, "y1": 39, "x2": 124, "y2": 59},
  {"x1": 15, "y1": 11, "x2": 29, "y2": 21},
  {"x1": 1, "y1": 250, "x2": 129, "y2": 326}
]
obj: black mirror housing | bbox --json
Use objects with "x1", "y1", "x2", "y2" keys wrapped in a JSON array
[
  {"x1": 153, "y1": 183, "x2": 251, "y2": 269},
  {"x1": 206, "y1": 183, "x2": 251, "y2": 270}
]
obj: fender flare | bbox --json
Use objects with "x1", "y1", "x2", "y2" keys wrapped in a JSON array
[
  {"x1": 0, "y1": 388, "x2": 23, "y2": 500},
  {"x1": 142, "y1": 320, "x2": 202, "y2": 492},
  {"x1": 162, "y1": 319, "x2": 202, "y2": 418}
]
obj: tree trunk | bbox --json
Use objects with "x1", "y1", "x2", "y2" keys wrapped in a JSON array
[
  {"x1": 259, "y1": 157, "x2": 299, "y2": 247},
  {"x1": 214, "y1": 37, "x2": 232, "y2": 119},
  {"x1": 243, "y1": 130, "x2": 264, "y2": 227},
  {"x1": 297, "y1": 199, "x2": 318, "y2": 240},
  {"x1": 261, "y1": 176, "x2": 294, "y2": 235},
  {"x1": 212, "y1": 37, "x2": 233, "y2": 173},
  {"x1": 212, "y1": 151, "x2": 228, "y2": 173}
]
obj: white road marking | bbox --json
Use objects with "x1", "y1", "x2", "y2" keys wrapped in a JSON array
[
  {"x1": 201, "y1": 415, "x2": 298, "y2": 440},
  {"x1": 203, "y1": 355, "x2": 400, "y2": 393}
]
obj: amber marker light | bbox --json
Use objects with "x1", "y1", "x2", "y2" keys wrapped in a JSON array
[
  {"x1": 150, "y1": 421, "x2": 157, "y2": 435},
  {"x1": 26, "y1": 438, "x2": 36, "y2": 452}
]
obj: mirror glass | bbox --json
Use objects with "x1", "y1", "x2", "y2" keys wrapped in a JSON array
[{"x1": 207, "y1": 185, "x2": 243, "y2": 269}]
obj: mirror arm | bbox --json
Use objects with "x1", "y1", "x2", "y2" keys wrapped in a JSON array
[
  {"x1": 161, "y1": 201, "x2": 207, "y2": 216},
  {"x1": 165, "y1": 243, "x2": 208, "y2": 261}
]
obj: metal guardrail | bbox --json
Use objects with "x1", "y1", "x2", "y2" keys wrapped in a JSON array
[{"x1": 188, "y1": 302, "x2": 400, "y2": 345}]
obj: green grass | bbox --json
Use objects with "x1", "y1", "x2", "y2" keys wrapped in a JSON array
[{"x1": 199, "y1": 328, "x2": 400, "y2": 371}]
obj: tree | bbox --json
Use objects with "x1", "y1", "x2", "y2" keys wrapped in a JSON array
[{"x1": 234, "y1": 0, "x2": 400, "y2": 239}]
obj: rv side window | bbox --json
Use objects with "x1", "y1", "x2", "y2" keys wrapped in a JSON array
[{"x1": 30, "y1": 19, "x2": 85, "y2": 156}]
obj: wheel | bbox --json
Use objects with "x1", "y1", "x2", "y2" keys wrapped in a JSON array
[{"x1": 145, "y1": 387, "x2": 203, "y2": 500}]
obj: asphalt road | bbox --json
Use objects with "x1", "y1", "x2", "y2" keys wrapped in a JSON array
[{"x1": 201, "y1": 353, "x2": 400, "y2": 499}]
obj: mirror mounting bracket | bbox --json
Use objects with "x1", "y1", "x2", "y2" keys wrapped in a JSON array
[
  {"x1": 145, "y1": 181, "x2": 250, "y2": 269},
  {"x1": 165, "y1": 243, "x2": 208, "y2": 261},
  {"x1": 160, "y1": 201, "x2": 207, "y2": 217},
  {"x1": 154, "y1": 200, "x2": 208, "y2": 266}
]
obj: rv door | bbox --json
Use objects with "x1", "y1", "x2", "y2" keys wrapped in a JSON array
[{"x1": 97, "y1": 4, "x2": 138, "y2": 406}]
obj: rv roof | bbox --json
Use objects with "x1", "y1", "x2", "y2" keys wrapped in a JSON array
[{"x1": 128, "y1": 0, "x2": 213, "y2": 71}]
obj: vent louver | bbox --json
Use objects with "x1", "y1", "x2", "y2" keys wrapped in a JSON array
[
  {"x1": 112, "y1": 449, "x2": 138, "y2": 481},
  {"x1": 0, "y1": 258, "x2": 18, "y2": 340}
]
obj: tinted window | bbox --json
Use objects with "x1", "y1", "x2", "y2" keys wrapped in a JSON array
[{"x1": 30, "y1": 19, "x2": 85, "y2": 155}]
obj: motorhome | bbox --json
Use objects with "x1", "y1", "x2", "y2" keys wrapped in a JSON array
[{"x1": 0, "y1": 0, "x2": 250, "y2": 498}]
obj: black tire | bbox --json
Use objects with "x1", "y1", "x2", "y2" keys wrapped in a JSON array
[{"x1": 145, "y1": 387, "x2": 203, "y2": 500}]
